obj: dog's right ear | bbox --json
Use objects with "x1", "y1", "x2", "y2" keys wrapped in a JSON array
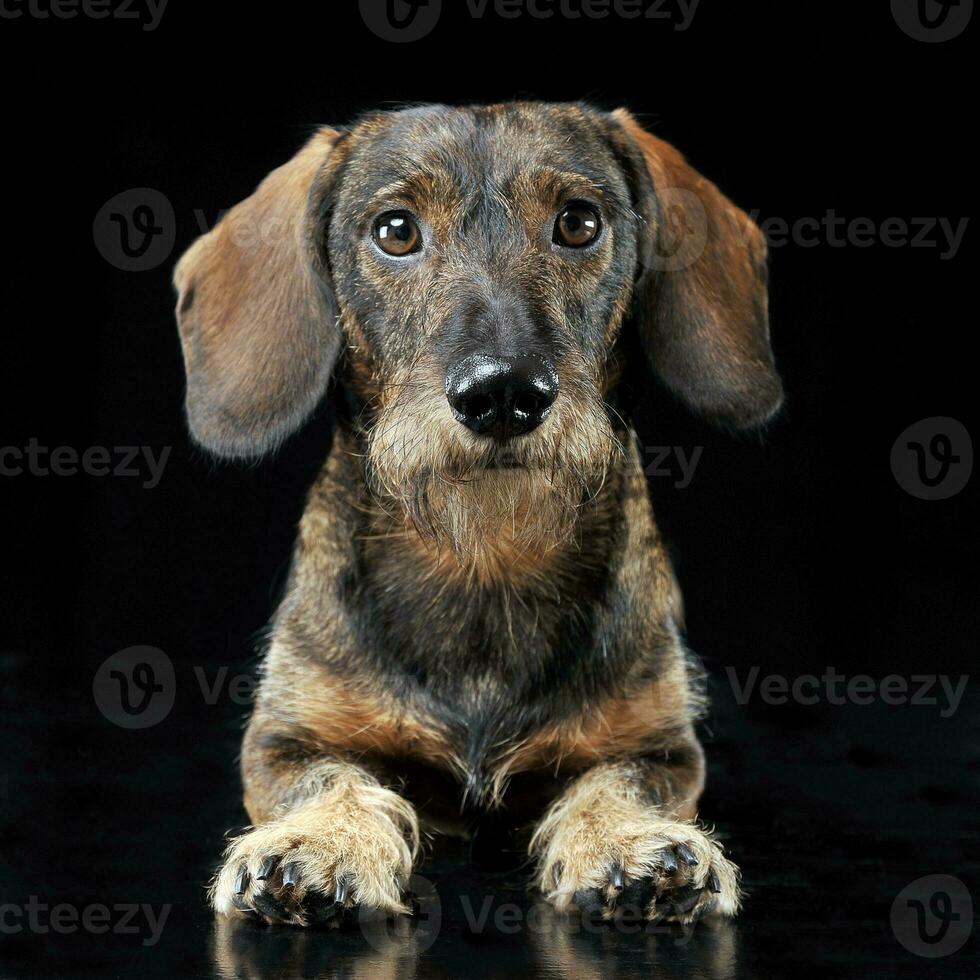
[
  {"x1": 173, "y1": 127, "x2": 344, "y2": 459},
  {"x1": 610, "y1": 110, "x2": 783, "y2": 430}
]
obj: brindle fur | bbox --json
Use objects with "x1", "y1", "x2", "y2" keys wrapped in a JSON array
[{"x1": 174, "y1": 102, "x2": 781, "y2": 927}]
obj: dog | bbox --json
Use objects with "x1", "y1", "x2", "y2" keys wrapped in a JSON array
[{"x1": 173, "y1": 101, "x2": 782, "y2": 928}]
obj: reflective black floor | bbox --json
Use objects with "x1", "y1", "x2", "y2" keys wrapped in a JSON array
[{"x1": 2, "y1": 654, "x2": 977, "y2": 979}]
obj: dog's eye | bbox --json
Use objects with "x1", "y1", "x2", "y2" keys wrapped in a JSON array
[
  {"x1": 373, "y1": 212, "x2": 422, "y2": 256},
  {"x1": 554, "y1": 203, "x2": 601, "y2": 248}
]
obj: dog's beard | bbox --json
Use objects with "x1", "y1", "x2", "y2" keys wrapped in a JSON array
[{"x1": 364, "y1": 372, "x2": 620, "y2": 573}]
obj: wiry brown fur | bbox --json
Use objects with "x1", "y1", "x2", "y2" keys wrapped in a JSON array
[
  {"x1": 173, "y1": 101, "x2": 781, "y2": 928},
  {"x1": 362, "y1": 356, "x2": 620, "y2": 577}
]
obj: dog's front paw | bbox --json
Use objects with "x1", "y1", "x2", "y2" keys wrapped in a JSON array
[
  {"x1": 538, "y1": 816, "x2": 740, "y2": 926},
  {"x1": 210, "y1": 796, "x2": 416, "y2": 926}
]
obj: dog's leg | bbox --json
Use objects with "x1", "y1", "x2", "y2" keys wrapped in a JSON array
[
  {"x1": 210, "y1": 732, "x2": 419, "y2": 925},
  {"x1": 530, "y1": 739, "x2": 740, "y2": 925}
]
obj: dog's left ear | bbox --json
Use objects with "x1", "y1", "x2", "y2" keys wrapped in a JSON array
[
  {"x1": 611, "y1": 109, "x2": 783, "y2": 429},
  {"x1": 173, "y1": 127, "x2": 344, "y2": 459}
]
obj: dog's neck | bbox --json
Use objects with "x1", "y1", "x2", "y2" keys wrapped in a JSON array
[
  {"x1": 296, "y1": 422, "x2": 678, "y2": 715},
  {"x1": 334, "y1": 422, "x2": 631, "y2": 593}
]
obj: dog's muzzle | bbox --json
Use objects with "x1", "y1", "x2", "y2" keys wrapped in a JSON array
[{"x1": 445, "y1": 353, "x2": 558, "y2": 439}]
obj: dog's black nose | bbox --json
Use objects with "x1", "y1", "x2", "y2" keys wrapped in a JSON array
[{"x1": 445, "y1": 354, "x2": 558, "y2": 438}]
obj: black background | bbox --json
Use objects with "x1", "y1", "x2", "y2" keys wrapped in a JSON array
[{"x1": 1, "y1": 1, "x2": 977, "y2": 977}]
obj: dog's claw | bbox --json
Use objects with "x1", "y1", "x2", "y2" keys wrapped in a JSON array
[
  {"x1": 675, "y1": 843, "x2": 699, "y2": 866},
  {"x1": 234, "y1": 864, "x2": 249, "y2": 896},
  {"x1": 609, "y1": 863, "x2": 625, "y2": 891},
  {"x1": 552, "y1": 861, "x2": 564, "y2": 887},
  {"x1": 282, "y1": 861, "x2": 302, "y2": 889},
  {"x1": 659, "y1": 848, "x2": 679, "y2": 873},
  {"x1": 257, "y1": 855, "x2": 279, "y2": 881},
  {"x1": 334, "y1": 874, "x2": 351, "y2": 906},
  {"x1": 707, "y1": 869, "x2": 721, "y2": 893}
]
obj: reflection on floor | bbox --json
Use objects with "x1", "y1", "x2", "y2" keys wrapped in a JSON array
[{"x1": 1, "y1": 653, "x2": 977, "y2": 978}]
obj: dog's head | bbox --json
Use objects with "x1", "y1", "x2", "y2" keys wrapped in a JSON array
[{"x1": 174, "y1": 103, "x2": 781, "y2": 556}]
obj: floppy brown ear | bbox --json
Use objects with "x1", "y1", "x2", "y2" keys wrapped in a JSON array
[
  {"x1": 173, "y1": 127, "x2": 344, "y2": 459},
  {"x1": 613, "y1": 109, "x2": 783, "y2": 429}
]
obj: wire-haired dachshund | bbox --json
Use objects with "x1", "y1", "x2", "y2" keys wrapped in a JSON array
[{"x1": 173, "y1": 101, "x2": 782, "y2": 928}]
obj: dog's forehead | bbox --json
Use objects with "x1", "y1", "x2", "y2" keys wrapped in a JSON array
[{"x1": 341, "y1": 103, "x2": 626, "y2": 205}]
